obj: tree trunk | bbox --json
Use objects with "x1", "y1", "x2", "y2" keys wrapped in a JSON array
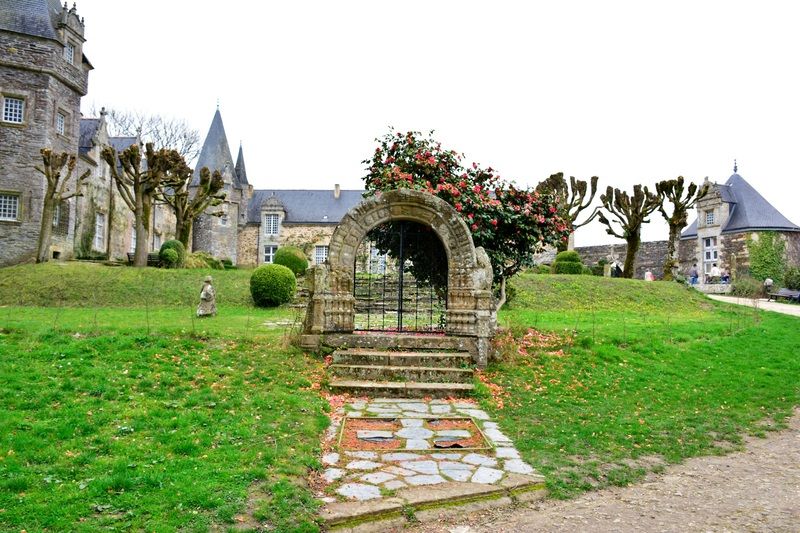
[
  {"x1": 133, "y1": 193, "x2": 151, "y2": 267},
  {"x1": 36, "y1": 198, "x2": 55, "y2": 263},
  {"x1": 175, "y1": 211, "x2": 192, "y2": 250},
  {"x1": 495, "y1": 276, "x2": 507, "y2": 312},
  {"x1": 623, "y1": 233, "x2": 640, "y2": 278},
  {"x1": 662, "y1": 224, "x2": 680, "y2": 281}
]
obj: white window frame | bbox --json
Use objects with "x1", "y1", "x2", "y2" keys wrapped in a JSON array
[
  {"x1": 315, "y1": 245, "x2": 329, "y2": 265},
  {"x1": 703, "y1": 237, "x2": 718, "y2": 273},
  {"x1": 94, "y1": 212, "x2": 106, "y2": 251},
  {"x1": 264, "y1": 214, "x2": 279, "y2": 236},
  {"x1": 2, "y1": 96, "x2": 25, "y2": 124},
  {"x1": 130, "y1": 227, "x2": 137, "y2": 253},
  {"x1": 0, "y1": 193, "x2": 20, "y2": 221},
  {"x1": 705, "y1": 210, "x2": 715, "y2": 225},
  {"x1": 63, "y1": 42, "x2": 75, "y2": 64},
  {"x1": 52, "y1": 203, "x2": 61, "y2": 227},
  {"x1": 56, "y1": 112, "x2": 66, "y2": 135},
  {"x1": 264, "y1": 244, "x2": 278, "y2": 264}
]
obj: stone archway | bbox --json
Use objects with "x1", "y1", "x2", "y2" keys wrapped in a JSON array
[{"x1": 301, "y1": 188, "x2": 496, "y2": 365}]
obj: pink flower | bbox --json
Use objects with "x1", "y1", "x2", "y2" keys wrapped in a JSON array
[
  {"x1": 455, "y1": 202, "x2": 463, "y2": 211},
  {"x1": 491, "y1": 219, "x2": 498, "y2": 226},
  {"x1": 471, "y1": 223, "x2": 478, "y2": 231}
]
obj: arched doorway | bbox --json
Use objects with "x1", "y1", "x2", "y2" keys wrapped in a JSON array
[{"x1": 301, "y1": 188, "x2": 496, "y2": 365}]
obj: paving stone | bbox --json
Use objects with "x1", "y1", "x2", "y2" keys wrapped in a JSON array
[
  {"x1": 471, "y1": 466, "x2": 504, "y2": 484},
  {"x1": 383, "y1": 479, "x2": 408, "y2": 490},
  {"x1": 503, "y1": 459, "x2": 535, "y2": 475},
  {"x1": 398, "y1": 402, "x2": 428, "y2": 412},
  {"x1": 346, "y1": 451, "x2": 379, "y2": 459},
  {"x1": 382, "y1": 452, "x2": 422, "y2": 462},
  {"x1": 430, "y1": 404, "x2": 453, "y2": 414},
  {"x1": 429, "y1": 399, "x2": 449, "y2": 404},
  {"x1": 483, "y1": 428, "x2": 511, "y2": 442},
  {"x1": 435, "y1": 429, "x2": 471, "y2": 438},
  {"x1": 348, "y1": 402, "x2": 367, "y2": 410},
  {"x1": 462, "y1": 453, "x2": 497, "y2": 467},
  {"x1": 431, "y1": 453, "x2": 463, "y2": 460},
  {"x1": 454, "y1": 402, "x2": 477, "y2": 408},
  {"x1": 366, "y1": 407, "x2": 400, "y2": 413},
  {"x1": 400, "y1": 460, "x2": 439, "y2": 475},
  {"x1": 441, "y1": 468, "x2": 472, "y2": 482},
  {"x1": 482, "y1": 421, "x2": 499, "y2": 429},
  {"x1": 371, "y1": 398, "x2": 404, "y2": 403},
  {"x1": 346, "y1": 411, "x2": 363, "y2": 417},
  {"x1": 356, "y1": 430, "x2": 394, "y2": 441},
  {"x1": 322, "y1": 452, "x2": 340, "y2": 465},
  {"x1": 396, "y1": 427, "x2": 434, "y2": 439},
  {"x1": 383, "y1": 466, "x2": 416, "y2": 476},
  {"x1": 406, "y1": 474, "x2": 447, "y2": 486},
  {"x1": 360, "y1": 472, "x2": 396, "y2": 484},
  {"x1": 320, "y1": 496, "x2": 337, "y2": 504},
  {"x1": 459, "y1": 409, "x2": 490, "y2": 420},
  {"x1": 401, "y1": 412, "x2": 431, "y2": 418},
  {"x1": 494, "y1": 447, "x2": 520, "y2": 459},
  {"x1": 323, "y1": 468, "x2": 345, "y2": 482},
  {"x1": 400, "y1": 418, "x2": 424, "y2": 427},
  {"x1": 438, "y1": 461, "x2": 473, "y2": 471},
  {"x1": 345, "y1": 460, "x2": 383, "y2": 471},
  {"x1": 336, "y1": 483, "x2": 382, "y2": 501},
  {"x1": 406, "y1": 439, "x2": 430, "y2": 450}
]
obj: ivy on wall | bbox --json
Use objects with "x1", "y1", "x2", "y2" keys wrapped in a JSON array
[{"x1": 746, "y1": 231, "x2": 786, "y2": 284}]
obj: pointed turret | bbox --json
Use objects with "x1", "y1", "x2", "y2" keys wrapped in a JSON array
[
  {"x1": 235, "y1": 143, "x2": 249, "y2": 186},
  {"x1": 193, "y1": 109, "x2": 240, "y2": 188}
]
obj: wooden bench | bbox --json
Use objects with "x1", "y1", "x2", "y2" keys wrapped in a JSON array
[
  {"x1": 768, "y1": 288, "x2": 800, "y2": 302},
  {"x1": 127, "y1": 252, "x2": 162, "y2": 267}
]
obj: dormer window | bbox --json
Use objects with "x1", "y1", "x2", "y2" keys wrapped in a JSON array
[
  {"x1": 63, "y1": 42, "x2": 75, "y2": 64},
  {"x1": 705, "y1": 210, "x2": 715, "y2": 225},
  {"x1": 264, "y1": 214, "x2": 279, "y2": 235}
]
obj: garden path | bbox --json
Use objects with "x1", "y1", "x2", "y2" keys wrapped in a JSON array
[{"x1": 707, "y1": 294, "x2": 800, "y2": 317}]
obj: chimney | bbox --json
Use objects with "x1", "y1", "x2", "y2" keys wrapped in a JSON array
[{"x1": 334, "y1": 183, "x2": 341, "y2": 199}]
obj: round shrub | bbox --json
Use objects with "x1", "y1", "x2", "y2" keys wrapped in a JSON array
[
  {"x1": 160, "y1": 248, "x2": 179, "y2": 268},
  {"x1": 274, "y1": 246, "x2": 308, "y2": 275},
  {"x1": 552, "y1": 261, "x2": 584, "y2": 275},
  {"x1": 533, "y1": 264, "x2": 552, "y2": 274},
  {"x1": 250, "y1": 264, "x2": 297, "y2": 307},
  {"x1": 554, "y1": 250, "x2": 581, "y2": 263},
  {"x1": 159, "y1": 240, "x2": 186, "y2": 267},
  {"x1": 784, "y1": 266, "x2": 800, "y2": 290}
]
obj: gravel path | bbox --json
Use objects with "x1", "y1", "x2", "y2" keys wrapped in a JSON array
[
  {"x1": 707, "y1": 295, "x2": 800, "y2": 317},
  {"x1": 406, "y1": 408, "x2": 800, "y2": 533}
]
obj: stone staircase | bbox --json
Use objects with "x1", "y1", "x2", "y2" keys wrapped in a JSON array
[{"x1": 328, "y1": 335, "x2": 476, "y2": 398}]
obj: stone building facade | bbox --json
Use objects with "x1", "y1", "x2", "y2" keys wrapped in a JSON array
[
  {"x1": 0, "y1": 0, "x2": 91, "y2": 265},
  {"x1": 576, "y1": 240, "x2": 669, "y2": 279}
]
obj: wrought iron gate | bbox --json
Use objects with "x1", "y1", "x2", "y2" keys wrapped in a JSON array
[{"x1": 353, "y1": 223, "x2": 447, "y2": 332}]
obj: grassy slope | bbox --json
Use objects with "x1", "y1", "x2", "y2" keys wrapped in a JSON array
[
  {"x1": 486, "y1": 273, "x2": 800, "y2": 498},
  {"x1": 0, "y1": 264, "x2": 323, "y2": 532}
]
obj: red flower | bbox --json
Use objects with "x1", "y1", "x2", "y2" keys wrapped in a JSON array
[
  {"x1": 471, "y1": 223, "x2": 478, "y2": 231},
  {"x1": 455, "y1": 202, "x2": 463, "y2": 211},
  {"x1": 491, "y1": 219, "x2": 498, "y2": 226}
]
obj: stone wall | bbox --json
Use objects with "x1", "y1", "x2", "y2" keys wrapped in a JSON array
[
  {"x1": 237, "y1": 225, "x2": 259, "y2": 267},
  {"x1": 0, "y1": 27, "x2": 88, "y2": 266},
  {"x1": 575, "y1": 240, "x2": 669, "y2": 279}
]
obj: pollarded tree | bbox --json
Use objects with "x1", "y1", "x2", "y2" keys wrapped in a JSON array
[
  {"x1": 596, "y1": 184, "x2": 661, "y2": 278},
  {"x1": 363, "y1": 129, "x2": 570, "y2": 309},
  {"x1": 535, "y1": 172, "x2": 600, "y2": 251},
  {"x1": 34, "y1": 149, "x2": 90, "y2": 263},
  {"x1": 157, "y1": 156, "x2": 225, "y2": 249},
  {"x1": 101, "y1": 143, "x2": 185, "y2": 267},
  {"x1": 656, "y1": 176, "x2": 709, "y2": 281}
]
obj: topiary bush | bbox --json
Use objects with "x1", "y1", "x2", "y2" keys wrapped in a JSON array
[
  {"x1": 554, "y1": 250, "x2": 581, "y2": 263},
  {"x1": 159, "y1": 240, "x2": 186, "y2": 268},
  {"x1": 250, "y1": 264, "x2": 297, "y2": 307},
  {"x1": 274, "y1": 246, "x2": 308, "y2": 275},
  {"x1": 533, "y1": 264, "x2": 552, "y2": 274},
  {"x1": 160, "y1": 248, "x2": 180, "y2": 268},
  {"x1": 784, "y1": 266, "x2": 800, "y2": 290},
  {"x1": 551, "y1": 249, "x2": 585, "y2": 274}
]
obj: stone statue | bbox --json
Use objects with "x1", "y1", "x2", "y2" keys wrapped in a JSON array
[{"x1": 197, "y1": 275, "x2": 217, "y2": 317}]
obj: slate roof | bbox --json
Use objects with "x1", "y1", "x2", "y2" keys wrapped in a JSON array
[
  {"x1": 109, "y1": 136, "x2": 138, "y2": 153},
  {"x1": 192, "y1": 110, "x2": 243, "y2": 188},
  {"x1": 247, "y1": 189, "x2": 365, "y2": 224},
  {"x1": 235, "y1": 144, "x2": 249, "y2": 186},
  {"x1": 78, "y1": 118, "x2": 101, "y2": 156},
  {"x1": 681, "y1": 172, "x2": 800, "y2": 238},
  {"x1": 0, "y1": 0, "x2": 59, "y2": 40}
]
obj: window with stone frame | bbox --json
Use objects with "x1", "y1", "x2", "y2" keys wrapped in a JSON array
[
  {"x1": 705, "y1": 209, "x2": 715, "y2": 225},
  {"x1": 94, "y1": 212, "x2": 106, "y2": 250},
  {"x1": 315, "y1": 245, "x2": 329, "y2": 265},
  {"x1": 2, "y1": 96, "x2": 24, "y2": 124},
  {"x1": 63, "y1": 42, "x2": 75, "y2": 64},
  {"x1": 0, "y1": 193, "x2": 20, "y2": 221},
  {"x1": 703, "y1": 236, "x2": 718, "y2": 273},
  {"x1": 56, "y1": 112, "x2": 66, "y2": 135},
  {"x1": 264, "y1": 214, "x2": 279, "y2": 235},
  {"x1": 264, "y1": 244, "x2": 278, "y2": 263}
]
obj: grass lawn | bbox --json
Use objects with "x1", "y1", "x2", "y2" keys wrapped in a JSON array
[{"x1": 482, "y1": 273, "x2": 800, "y2": 498}]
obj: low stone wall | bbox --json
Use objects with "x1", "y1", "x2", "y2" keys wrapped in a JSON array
[{"x1": 575, "y1": 240, "x2": 669, "y2": 279}]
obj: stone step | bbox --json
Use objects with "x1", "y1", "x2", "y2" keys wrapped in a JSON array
[
  {"x1": 333, "y1": 349, "x2": 472, "y2": 368},
  {"x1": 329, "y1": 379, "x2": 474, "y2": 399},
  {"x1": 329, "y1": 363, "x2": 473, "y2": 383},
  {"x1": 323, "y1": 333, "x2": 477, "y2": 354}
]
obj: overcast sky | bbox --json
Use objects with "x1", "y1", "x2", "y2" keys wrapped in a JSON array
[{"x1": 76, "y1": 0, "x2": 800, "y2": 246}]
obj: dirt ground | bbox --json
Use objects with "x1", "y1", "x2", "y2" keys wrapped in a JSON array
[{"x1": 406, "y1": 408, "x2": 800, "y2": 533}]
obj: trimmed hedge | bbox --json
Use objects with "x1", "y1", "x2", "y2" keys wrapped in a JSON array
[
  {"x1": 554, "y1": 250, "x2": 581, "y2": 263},
  {"x1": 250, "y1": 264, "x2": 297, "y2": 307},
  {"x1": 160, "y1": 248, "x2": 180, "y2": 268},
  {"x1": 552, "y1": 262, "x2": 585, "y2": 275},
  {"x1": 159, "y1": 240, "x2": 186, "y2": 268},
  {"x1": 274, "y1": 246, "x2": 308, "y2": 275}
]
